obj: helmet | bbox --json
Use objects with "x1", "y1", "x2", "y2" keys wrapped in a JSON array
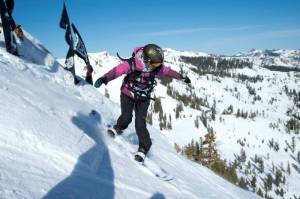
[{"x1": 143, "y1": 44, "x2": 164, "y2": 68}]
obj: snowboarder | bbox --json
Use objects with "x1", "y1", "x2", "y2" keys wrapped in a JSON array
[
  {"x1": 4, "y1": 0, "x2": 24, "y2": 39},
  {"x1": 94, "y1": 44, "x2": 191, "y2": 162},
  {"x1": 0, "y1": 0, "x2": 24, "y2": 46}
]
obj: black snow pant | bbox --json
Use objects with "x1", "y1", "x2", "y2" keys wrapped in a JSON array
[{"x1": 116, "y1": 93, "x2": 152, "y2": 154}]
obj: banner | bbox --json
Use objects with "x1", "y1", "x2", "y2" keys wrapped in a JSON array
[{"x1": 59, "y1": 3, "x2": 93, "y2": 85}]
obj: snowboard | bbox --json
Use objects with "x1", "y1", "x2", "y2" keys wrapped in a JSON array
[
  {"x1": 106, "y1": 124, "x2": 174, "y2": 181},
  {"x1": 88, "y1": 110, "x2": 174, "y2": 181}
]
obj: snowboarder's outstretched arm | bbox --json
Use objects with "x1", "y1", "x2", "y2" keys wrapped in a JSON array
[
  {"x1": 157, "y1": 65, "x2": 191, "y2": 84},
  {"x1": 94, "y1": 62, "x2": 131, "y2": 88}
]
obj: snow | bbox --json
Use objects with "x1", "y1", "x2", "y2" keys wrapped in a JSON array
[
  {"x1": 0, "y1": 32, "x2": 261, "y2": 198},
  {"x1": 81, "y1": 46, "x2": 300, "y2": 199},
  {"x1": 231, "y1": 49, "x2": 300, "y2": 69},
  {"x1": 164, "y1": 48, "x2": 210, "y2": 58}
]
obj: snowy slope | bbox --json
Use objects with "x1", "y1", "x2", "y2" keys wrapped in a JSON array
[
  {"x1": 0, "y1": 33, "x2": 262, "y2": 198},
  {"x1": 73, "y1": 47, "x2": 300, "y2": 199},
  {"x1": 231, "y1": 49, "x2": 300, "y2": 70}
]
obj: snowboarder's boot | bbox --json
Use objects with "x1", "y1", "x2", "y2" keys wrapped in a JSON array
[
  {"x1": 134, "y1": 151, "x2": 146, "y2": 163},
  {"x1": 107, "y1": 125, "x2": 123, "y2": 138},
  {"x1": 134, "y1": 148, "x2": 147, "y2": 162},
  {"x1": 74, "y1": 76, "x2": 81, "y2": 85}
]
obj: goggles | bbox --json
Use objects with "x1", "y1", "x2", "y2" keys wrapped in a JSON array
[
  {"x1": 149, "y1": 62, "x2": 162, "y2": 68},
  {"x1": 144, "y1": 59, "x2": 162, "y2": 68},
  {"x1": 143, "y1": 56, "x2": 162, "y2": 68}
]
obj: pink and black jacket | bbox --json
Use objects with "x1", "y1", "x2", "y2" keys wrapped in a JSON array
[{"x1": 102, "y1": 47, "x2": 182, "y2": 100}]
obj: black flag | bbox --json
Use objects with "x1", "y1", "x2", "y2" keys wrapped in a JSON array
[
  {"x1": 72, "y1": 24, "x2": 89, "y2": 64},
  {"x1": 59, "y1": 3, "x2": 70, "y2": 29},
  {"x1": 60, "y1": 3, "x2": 74, "y2": 52},
  {"x1": 59, "y1": 3, "x2": 78, "y2": 84},
  {"x1": 59, "y1": 2, "x2": 93, "y2": 85},
  {"x1": 72, "y1": 24, "x2": 93, "y2": 84}
]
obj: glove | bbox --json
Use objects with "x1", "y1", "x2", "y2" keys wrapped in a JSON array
[
  {"x1": 14, "y1": 25, "x2": 24, "y2": 39},
  {"x1": 94, "y1": 76, "x2": 108, "y2": 88},
  {"x1": 181, "y1": 74, "x2": 191, "y2": 84}
]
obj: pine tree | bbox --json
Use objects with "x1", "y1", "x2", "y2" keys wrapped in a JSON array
[
  {"x1": 154, "y1": 98, "x2": 163, "y2": 114},
  {"x1": 200, "y1": 112, "x2": 208, "y2": 128},
  {"x1": 174, "y1": 143, "x2": 182, "y2": 153},
  {"x1": 197, "y1": 137, "x2": 204, "y2": 162},
  {"x1": 251, "y1": 176, "x2": 257, "y2": 190},
  {"x1": 258, "y1": 158, "x2": 264, "y2": 173},
  {"x1": 275, "y1": 188, "x2": 284, "y2": 197},
  {"x1": 257, "y1": 188, "x2": 264, "y2": 197},
  {"x1": 236, "y1": 109, "x2": 240, "y2": 117},
  {"x1": 247, "y1": 161, "x2": 251, "y2": 170},
  {"x1": 163, "y1": 113, "x2": 167, "y2": 129},
  {"x1": 202, "y1": 128, "x2": 219, "y2": 167},
  {"x1": 184, "y1": 140, "x2": 195, "y2": 160},
  {"x1": 274, "y1": 141, "x2": 280, "y2": 152},
  {"x1": 265, "y1": 173, "x2": 273, "y2": 191},
  {"x1": 238, "y1": 177, "x2": 248, "y2": 190},
  {"x1": 227, "y1": 163, "x2": 238, "y2": 184},
  {"x1": 275, "y1": 169, "x2": 282, "y2": 187},
  {"x1": 291, "y1": 136, "x2": 296, "y2": 153},
  {"x1": 195, "y1": 141, "x2": 200, "y2": 161},
  {"x1": 175, "y1": 103, "x2": 183, "y2": 119},
  {"x1": 287, "y1": 162, "x2": 291, "y2": 175},
  {"x1": 167, "y1": 114, "x2": 172, "y2": 130},
  {"x1": 146, "y1": 112, "x2": 153, "y2": 125},
  {"x1": 158, "y1": 111, "x2": 165, "y2": 130},
  {"x1": 194, "y1": 117, "x2": 199, "y2": 128},
  {"x1": 212, "y1": 99, "x2": 217, "y2": 121},
  {"x1": 240, "y1": 148, "x2": 246, "y2": 163}
]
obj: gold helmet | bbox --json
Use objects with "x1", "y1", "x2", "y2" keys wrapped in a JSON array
[{"x1": 143, "y1": 44, "x2": 164, "y2": 68}]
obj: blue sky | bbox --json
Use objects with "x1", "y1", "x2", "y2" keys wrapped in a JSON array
[{"x1": 13, "y1": 0, "x2": 300, "y2": 58}]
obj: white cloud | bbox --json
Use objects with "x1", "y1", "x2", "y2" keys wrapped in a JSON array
[
  {"x1": 257, "y1": 28, "x2": 300, "y2": 38},
  {"x1": 200, "y1": 28, "x2": 300, "y2": 50},
  {"x1": 137, "y1": 25, "x2": 263, "y2": 37},
  {"x1": 138, "y1": 28, "x2": 214, "y2": 36}
]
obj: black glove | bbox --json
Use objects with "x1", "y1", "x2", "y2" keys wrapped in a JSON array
[
  {"x1": 181, "y1": 74, "x2": 191, "y2": 84},
  {"x1": 94, "y1": 76, "x2": 108, "y2": 88}
]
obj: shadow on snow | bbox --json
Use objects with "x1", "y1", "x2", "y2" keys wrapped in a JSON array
[
  {"x1": 150, "y1": 192, "x2": 166, "y2": 199},
  {"x1": 43, "y1": 111, "x2": 115, "y2": 199}
]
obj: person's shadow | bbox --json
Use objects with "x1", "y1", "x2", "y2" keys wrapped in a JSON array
[
  {"x1": 150, "y1": 192, "x2": 166, "y2": 199},
  {"x1": 43, "y1": 111, "x2": 114, "y2": 199}
]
